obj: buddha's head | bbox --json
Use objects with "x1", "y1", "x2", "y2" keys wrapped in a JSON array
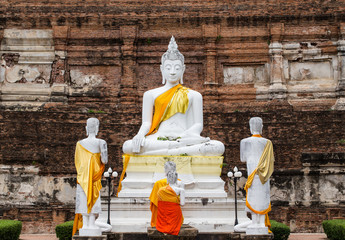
[
  {"x1": 164, "y1": 161, "x2": 176, "y2": 175},
  {"x1": 249, "y1": 117, "x2": 263, "y2": 135},
  {"x1": 167, "y1": 170, "x2": 178, "y2": 185},
  {"x1": 161, "y1": 36, "x2": 185, "y2": 84},
  {"x1": 86, "y1": 117, "x2": 99, "y2": 136}
]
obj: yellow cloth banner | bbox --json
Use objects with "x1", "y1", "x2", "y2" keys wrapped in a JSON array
[
  {"x1": 244, "y1": 139, "x2": 274, "y2": 231},
  {"x1": 147, "y1": 84, "x2": 189, "y2": 136}
]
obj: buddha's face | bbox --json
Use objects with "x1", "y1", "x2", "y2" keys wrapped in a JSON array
[{"x1": 161, "y1": 59, "x2": 185, "y2": 84}]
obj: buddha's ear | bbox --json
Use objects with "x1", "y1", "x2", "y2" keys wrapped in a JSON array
[
  {"x1": 180, "y1": 64, "x2": 186, "y2": 84},
  {"x1": 160, "y1": 64, "x2": 166, "y2": 84},
  {"x1": 95, "y1": 127, "x2": 99, "y2": 136}
]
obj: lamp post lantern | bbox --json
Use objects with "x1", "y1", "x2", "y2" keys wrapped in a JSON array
[
  {"x1": 228, "y1": 166, "x2": 242, "y2": 226},
  {"x1": 103, "y1": 167, "x2": 118, "y2": 225}
]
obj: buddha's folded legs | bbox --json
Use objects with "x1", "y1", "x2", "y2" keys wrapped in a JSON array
[
  {"x1": 123, "y1": 139, "x2": 224, "y2": 156},
  {"x1": 123, "y1": 139, "x2": 178, "y2": 154}
]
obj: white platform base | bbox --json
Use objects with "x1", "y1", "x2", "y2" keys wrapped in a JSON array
[
  {"x1": 98, "y1": 197, "x2": 249, "y2": 233},
  {"x1": 119, "y1": 181, "x2": 227, "y2": 198},
  {"x1": 118, "y1": 155, "x2": 227, "y2": 198},
  {"x1": 246, "y1": 226, "x2": 269, "y2": 235},
  {"x1": 79, "y1": 228, "x2": 102, "y2": 236}
]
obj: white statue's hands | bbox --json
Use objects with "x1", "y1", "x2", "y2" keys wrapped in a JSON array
[
  {"x1": 177, "y1": 135, "x2": 210, "y2": 146},
  {"x1": 132, "y1": 134, "x2": 145, "y2": 153},
  {"x1": 177, "y1": 180, "x2": 185, "y2": 189},
  {"x1": 100, "y1": 140, "x2": 108, "y2": 164}
]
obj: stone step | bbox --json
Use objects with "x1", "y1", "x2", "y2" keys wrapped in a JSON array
[
  {"x1": 98, "y1": 197, "x2": 249, "y2": 233},
  {"x1": 147, "y1": 224, "x2": 198, "y2": 240}
]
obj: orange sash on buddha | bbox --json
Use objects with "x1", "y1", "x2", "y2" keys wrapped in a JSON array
[
  {"x1": 146, "y1": 84, "x2": 189, "y2": 136},
  {"x1": 156, "y1": 185, "x2": 183, "y2": 236}
]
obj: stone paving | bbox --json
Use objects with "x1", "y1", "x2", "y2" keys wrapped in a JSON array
[
  {"x1": 20, "y1": 234, "x2": 58, "y2": 240},
  {"x1": 20, "y1": 233, "x2": 328, "y2": 240},
  {"x1": 288, "y1": 233, "x2": 327, "y2": 240}
]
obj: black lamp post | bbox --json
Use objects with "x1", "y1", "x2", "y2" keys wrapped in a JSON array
[
  {"x1": 103, "y1": 167, "x2": 118, "y2": 225},
  {"x1": 228, "y1": 167, "x2": 242, "y2": 226}
]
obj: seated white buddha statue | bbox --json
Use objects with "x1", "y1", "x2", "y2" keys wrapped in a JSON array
[{"x1": 123, "y1": 36, "x2": 224, "y2": 156}]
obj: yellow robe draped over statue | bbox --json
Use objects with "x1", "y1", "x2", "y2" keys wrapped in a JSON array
[
  {"x1": 117, "y1": 84, "x2": 189, "y2": 195},
  {"x1": 156, "y1": 185, "x2": 184, "y2": 236},
  {"x1": 72, "y1": 142, "x2": 105, "y2": 236},
  {"x1": 146, "y1": 84, "x2": 189, "y2": 136},
  {"x1": 244, "y1": 139, "x2": 274, "y2": 230},
  {"x1": 149, "y1": 178, "x2": 168, "y2": 227}
]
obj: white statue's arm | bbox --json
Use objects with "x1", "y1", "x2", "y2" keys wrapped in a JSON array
[
  {"x1": 170, "y1": 184, "x2": 185, "y2": 205},
  {"x1": 132, "y1": 91, "x2": 154, "y2": 152},
  {"x1": 100, "y1": 139, "x2": 108, "y2": 164},
  {"x1": 179, "y1": 188, "x2": 185, "y2": 206},
  {"x1": 177, "y1": 180, "x2": 185, "y2": 189},
  {"x1": 181, "y1": 91, "x2": 203, "y2": 138},
  {"x1": 240, "y1": 140, "x2": 246, "y2": 163}
]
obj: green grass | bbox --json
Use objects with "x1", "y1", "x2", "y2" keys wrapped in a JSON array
[{"x1": 87, "y1": 109, "x2": 106, "y2": 114}]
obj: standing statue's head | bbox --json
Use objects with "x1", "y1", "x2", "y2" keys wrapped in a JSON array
[
  {"x1": 167, "y1": 170, "x2": 178, "y2": 185},
  {"x1": 161, "y1": 36, "x2": 185, "y2": 84},
  {"x1": 249, "y1": 117, "x2": 263, "y2": 135},
  {"x1": 86, "y1": 117, "x2": 99, "y2": 136}
]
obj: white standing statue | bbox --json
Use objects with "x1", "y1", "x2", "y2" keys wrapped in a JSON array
[
  {"x1": 234, "y1": 117, "x2": 275, "y2": 235},
  {"x1": 72, "y1": 118, "x2": 112, "y2": 237},
  {"x1": 122, "y1": 36, "x2": 224, "y2": 156}
]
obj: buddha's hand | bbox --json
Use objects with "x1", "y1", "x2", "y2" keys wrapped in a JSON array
[
  {"x1": 177, "y1": 180, "x2": 185, "y2": 189},
  {"x1": 132, "y1": 134, "x2": 145, "y2": 153},
  {"x1": 177, "y1": 135, "x2": 210, "y2": 145}
]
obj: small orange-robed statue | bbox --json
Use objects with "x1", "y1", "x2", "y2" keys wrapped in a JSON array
[{"x1": 155, "y1": 170, "x2": 185, "y2": 235}]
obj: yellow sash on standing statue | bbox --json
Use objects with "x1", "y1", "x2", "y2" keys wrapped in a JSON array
[
  {"x1": 72, "y1": 142, "x2": 105, "y2": 236},
  {"x1": 244, "y1": 138, "x2": 274, "y2": 231}
]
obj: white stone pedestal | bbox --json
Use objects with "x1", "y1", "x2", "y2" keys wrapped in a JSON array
[
  {"x1": 98, "y1": 197, "x2": 249, "y2": 233},
  {"x1": 104, "y1": 155, "x2": 248, "y2": 233},
  {"x1": 246, "y1": 226, "x2": 269, "y2": 235},
  {"x1": 79, "y1": 228, "x2": 102, "y2": 236},
  {"x1": 118, "y1": 155, "x2": 227, "y2": 198}
]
